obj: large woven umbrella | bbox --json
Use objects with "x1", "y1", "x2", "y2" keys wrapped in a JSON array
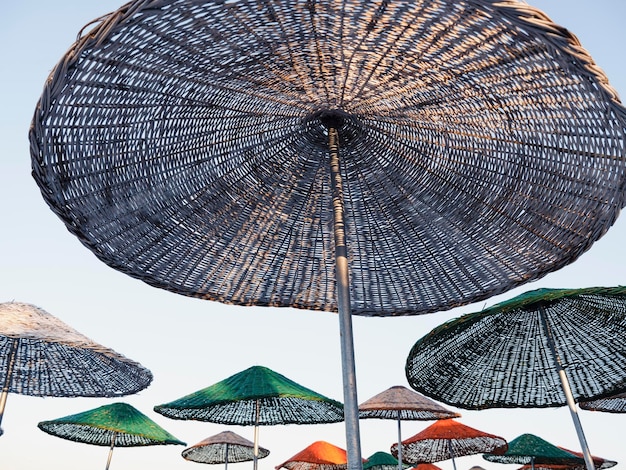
[
  {"x1": 359, "y1": 385, "x2": 460, "y2": 470},
  {"x1": 182, "y1": 430, "x2": 270, "y2": 469},
  {"x1": 276, "y1": 441, "x2": 352, "y2": 470},
  {"x1": 482, "y1": 434, "x2": 585, "y2": 470},
  {"x1": 38, "y1": 402, "x2": 185, "y2": 470},
  {"x1": 391, "y1": 419, "x2": 507, "y2": 470},
  {"x1": 405, "y1": 286, "x2": 626, "y2": 470},
  {"x1": 0, "y1": 301, "x2": 152, "y2": 435},
  {"x1": 154, "y1": 365, "x2": 343, "y2": 470},
  {"x1": 29, "y1": 1, "x2": 626, "y2": 469}
]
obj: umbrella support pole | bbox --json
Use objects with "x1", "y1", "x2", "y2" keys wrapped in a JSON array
[
  {"x1": 0, "y1": 338, "x2": 18, "y2": 435},
  {"x1": 448, "y1": 440, "x2": 457, "y2": 470},
  {"x1": 329, "y1": 125, "x2": 363, "y2": 470},
  {"x1": 253, "y1": 399, "x2": 260, "y2": 470},
  {"x1": 105, "y1": 432, "x2": 117, "y2": 470},
  {"x1": 539, "y1": 308, "x2": 595, "y2": 470},
  {"x1": 396, "y1": 413, "x2": 403, "y2": 470}
]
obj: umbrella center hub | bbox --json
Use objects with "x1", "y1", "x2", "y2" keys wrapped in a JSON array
[{"x1": 301, "y1": 108, "x2": 363, "y2": 148}]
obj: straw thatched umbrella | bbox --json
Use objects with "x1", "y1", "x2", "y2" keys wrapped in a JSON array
[
  {"x1": 29, "y1": 1, "x2": 626, "y2": 468},
  {"x1": 363, "y1": 452, "x2": 408, "y2": 470},
  {"x1": 359, "y1": 386, "x2": 460, "y2": 469},
  {"x1": 276, "y1": 441, "x2": 353, "y2": 470},
  {"x1": 182, "y1": 430, "x2": 270, "y2": 469},
  {"x1": 38, "y1": 402, "x2": 185, "y2": 470},
  {"x1": 579, "y1": 391, "x2": 626, "y2": 413},
  {"x1": 0, "y1": 301, "x2": 152, "y2": 435}
]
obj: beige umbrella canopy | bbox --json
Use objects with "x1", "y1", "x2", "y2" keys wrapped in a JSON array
[
  {"x1": 0, "y1": 302, "x2": 153, "y2": 435},
  {"x1": 182, "y1": 431, "x2": 270, "y2": 469},
  {"x1": 359, "y1": 386, "x2": 460, "y2": 469}
]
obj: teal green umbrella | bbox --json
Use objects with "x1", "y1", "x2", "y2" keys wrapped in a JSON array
[
  {"x1": 155, "y1": 366, "x2": 344, "y2": 470},
  {"x1": 38, "y1": 402, "x2": 185, "y2": 470},
  {"x1": 483, "y1": 434, "x2": 585, "y2": 470},
  {"x1": 363, "y1": 452, "x2": 408, "y2": 470}
]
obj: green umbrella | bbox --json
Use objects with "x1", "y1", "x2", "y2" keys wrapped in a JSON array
[
  {"x1": 155, "y1": 365, "x2": 343, "y2": 470},
  {"x1": 363, "y1": 452, "x2": 408, "y2": 470},
  {"x1": 483, "y1": 434, "x2": 585, "y2": 470},
  {"x1": 405, "y1": 286, "x2": 626, "y2": 470},
  {"x1": 38, "y1": 402, "x2": 185, "y2": 470}
]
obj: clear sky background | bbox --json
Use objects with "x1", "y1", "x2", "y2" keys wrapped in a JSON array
[{"x1": 1, "y1": 1, "x2": 626, "y2": 470}]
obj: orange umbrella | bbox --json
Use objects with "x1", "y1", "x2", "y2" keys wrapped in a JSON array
[
  {"x1": 410, "y1": 464, "x2": 443, "y2": 470},
  {"x1": 276, "y1": 441, "x2": 360, "y2": 470},
  {"x1": 391, "y1": 419, "x2": 507, "y2": 470}
]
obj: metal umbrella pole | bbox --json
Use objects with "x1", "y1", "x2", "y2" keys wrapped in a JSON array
[
  {"x1": 253, "y1": 399, "x2": 260, "y2": 470},
  {"x1": 538, "y1": 307, "x2": 594, "y2": 470},
  {"x1": 327, "y1": 117, "x2": 363, "y2": 470},
  {"x1": 0, "y1": 338, "x2": 18, "y2": 435}
]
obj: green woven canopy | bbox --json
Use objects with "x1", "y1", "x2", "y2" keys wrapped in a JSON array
[
  {"x1": 154, "y1": 365, "x2": 343, "y2": 424},
  {"x1": 405, "y1": 286, "x2": 626, "y2": 408},
  {"x1": 38, "y1": 402, "x2": 185, "y2": 447},
  {"x1": 363, "y1": 452, "x2": 408, "y2": 470},
  {"x1": 483, "y1": 434, "x2": 585, "y2": 466}
]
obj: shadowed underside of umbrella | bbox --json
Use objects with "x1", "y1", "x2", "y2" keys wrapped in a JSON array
[{"x1": 579, "y1": 391, "x2": 626, "y2": 413}]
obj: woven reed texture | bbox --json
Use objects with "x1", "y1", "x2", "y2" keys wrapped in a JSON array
[
  {"x1": 405, "y1": 287, "x2": 626, "y2": 409},
  {"x1": 276, "y1": 441, "x2": 348, "y2": 470},
  {"x1": 390, "y1": 419, "x2": 507, "y2": 464},
  {"x1": 30, "y1": 0, "x2": 626, "y2": 316},
  {"x1": 483, "y1": 434, "x2": 585, "y2": 466},
  {"x1": 182, "y1": 431, "x2": 270, "y2": 464},
  {"x1": 358, "y1": 385, "x2": 460, "y2": 420},
  {"x1": 363, "y1": 452, "x2": 405, "y2": 470},
  {"x1": 579, "y1": 391, "x2": 626, "y2": 413},
  {"x1": 0, "y1": 302, "x2": 152, "y2": 397},
  {"x1": 154, "y1": 365, "x2": 344, "y2": 424},
  {"x1": 38, "y1": 402, "x2": 186, "y2": 447},
  {"x1": 515, "y1": 447, "x2": 617, "y2": 470}
]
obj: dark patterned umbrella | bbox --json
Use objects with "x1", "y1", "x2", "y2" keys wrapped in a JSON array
[
  {"x1": 38, "y1": 402, "x2": 185, "y2": 470},
  {"x1": 182, "y1": 430, "x2": 270, "y2": 469},
  {"x1": 0, "y1": 301, "x2": 152, "y2": 435},
  {"x1": 29, "y1": 1, "x2": 626, "y2": 469},
  {"x1": 514, "y1": 447, "x2": 617, "y2": 470},
  {"x1": 391, "y1": 419, "x2": 507, "y2": 470},
  {"x1": 482, "y1": 434, "x2": 585, "y2": 470},
  {"x1": 359, "y1": 386, "x2": 460, "y2": 469},
  {"x1": 154, "y1": 365, "x2": 343, "y2": 470},
  {"x1": 579, "y1": 391, "x2": 626, "y2": 413},
  {"x1": 405, "y1": 286, "x2": 626, "y2": 470}
]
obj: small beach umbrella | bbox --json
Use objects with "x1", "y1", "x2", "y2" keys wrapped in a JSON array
[
  {"x1": 359, "y1": 386, "x2": 460, "y2": 469},
  {"x1": 182, "y1": 430, "x2": 270, "y2": 469},
  {"x1": 391, "y1": 419, "x2": 507, "y2": 470},
  {"x1": 276, "y1": 441, "x2": 352, "y2": 470},
  {"x1": 483, "y1": 434, "x2": 585, "y2": 470},
  {"x1": 579, "y1": 391, "x2": 626, "y2": 413},
  {"x1": 405, "y1": 287, "x2": 626, "y2": 470},
  {"x1": 38, "y1": 402, "x2": 185, "y2": 470},
  {"x1": 410, "y1": 464, "x2": 443, "y2": 470},
  {"x1": 0, "y1": 301, "x2": 152, "y2": 435},
  {"x1": 363, "y1": 452, "x2": 408, "y2": 470},
  {"x1": 155, "y1": 366, "x2": 343, "y2": 470}
]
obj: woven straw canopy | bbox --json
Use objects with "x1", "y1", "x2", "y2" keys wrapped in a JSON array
[
  {"x1": 276, "y1": 441, "x2": 351, "y2": 470},
  {"x1": 0, "y1": 302, "x2": 152, "y2": 398},
  {"x1": 363, "y1": 452, "x2": 407, "y2": 470},
  {"x1": 405, "y1": 286, "x2": 626, "y2": 408},
  {"x1": 182, "y1": 430, "x2": 270, "y2": 464},
  {"x1": 359, "y1": 386, "x2": 460, "y2": 421},
  {"x1": 482, "y1": 434, "x2": 585, "y2": 466},
  {"x1": 579, "y1": 391, "x2": 626, "y2": 413},
  {"x1": 29, "y1": 0, "x2": 626, "y2": 318},
  {"x1": 38, "y1": 402, "x2": 185, "y2": 447},
  {"x1": 391, "y1": 419, "x2": 507, "y2": 465},
  {"x1": 411, "y1": 465, "x2": 443, "y2": 470},
  {"x1": 515, "y1": 447, "x2": 617, "y2": 470},
  {"x1": 154, "y1": 365, "x2": 343, "y2": 424}
]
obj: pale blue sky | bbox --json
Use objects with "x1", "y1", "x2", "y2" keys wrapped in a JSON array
[{"x1": 1, "y1": 1, "x2": 625, "y2": 470}]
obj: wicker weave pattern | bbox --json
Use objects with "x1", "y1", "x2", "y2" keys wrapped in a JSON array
[
  {"x1": 30, "y1": 0, "x2": 626, "y2": 316},
  {"x1": 0, "y1": 302, "x2": 152, "y2": 397},
  {"x1": 405, "y1": 287, "x2": 626, "y2": 409},
  {"x1": 358, "y1": 385, "x2": 460, "y2": 420},
  {"x1": 579, "y1": 391, "x2": 626, "y2": 413},
  {"x1": 182, "y1": 431, "x2": 270, "y2": 464}
]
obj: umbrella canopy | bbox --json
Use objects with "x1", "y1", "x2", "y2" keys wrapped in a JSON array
[
  {"x1": 29, "y1": 2, "x2": 626, "y2": 469},
  {"x1": 155, "y1": 366, "x2": 343, "y2": 470},
  {"x1": 405, "y1": 286, "x2": 626, "y2": 470},
  {"x1": 515, "y1": 447, "x2": 618, "y2": 470},
  {"x1": 276, "y1": 441, "x2": 351, "y2": 470},
  {"x1": 359, "y1": 386, "x2": 460, "y2": 468},
  {"x1": 38, "y1": 402, "x2": 185, "y2": 469},
  {"x1": 411, "y1": 465, "x2": 443, "y2": 470},
  {"x1": 363, "y1": 452, "x2": 408, "y2": 470},
  {"x1": 182, "y1": 430, "x2": 270, "y2": 467},
  {"x1": 391, "y1": 419, "x2": 507, "y2": 470},
  {"x1": 579, "y1": 391, "x2": 626, "y2": 413},
  {"x1": 483, "y1": 434, "x2": 585, "y2": 467},
  {"x1": 0, "y1": 301, "x2": 152, "y2": 434}
]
